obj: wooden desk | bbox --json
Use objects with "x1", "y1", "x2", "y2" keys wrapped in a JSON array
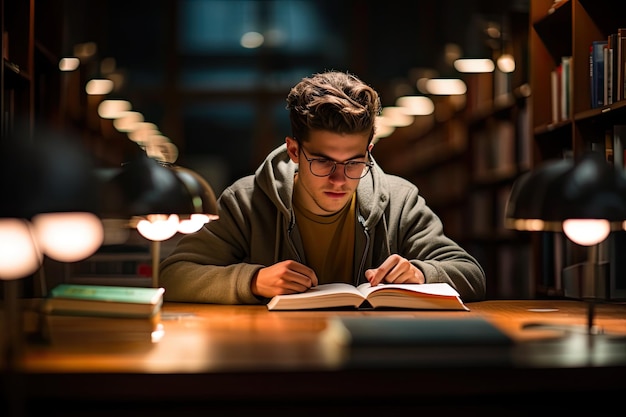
[{"x1": 4, "y1": 300, "x2": 626, "y2": 416}]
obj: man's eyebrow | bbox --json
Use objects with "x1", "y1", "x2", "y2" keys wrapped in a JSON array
[{"x1": 310, "y1": 151, "x2": 367, "y2": 161}]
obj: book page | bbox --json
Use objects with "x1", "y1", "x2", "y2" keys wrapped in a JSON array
[
  {"x1": 267, "y1": 283, "x2": 364, "y2": 310},
  {"x1": 355, "y1": 282, "x2": 468, "y2": 310},
  {"x1": 356, "y1": 282, "x2": 461, "y2": 297}
]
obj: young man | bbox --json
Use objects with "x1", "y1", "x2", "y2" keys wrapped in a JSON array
[{"x1": 159, "y1": 70, "x2": 486, "y2": 303}]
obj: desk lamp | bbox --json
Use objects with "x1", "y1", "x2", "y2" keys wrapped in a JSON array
[
  {"x1": 504, "y1": 151, "x2": 626, "y2": 336},
  {"x1": 100, "y1": 152, "x2": 218, "y2": 288},
  {"x1": 1, "y1": 129, "x2": 104, "y2": 369}
]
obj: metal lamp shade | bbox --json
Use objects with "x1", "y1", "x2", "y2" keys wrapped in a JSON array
[
  {"x1": 505, "y1": 152, "x2": 626, "y2": 231},
  {"x1": 100, "y1": 152, "x2": 218, "y2": 220}
]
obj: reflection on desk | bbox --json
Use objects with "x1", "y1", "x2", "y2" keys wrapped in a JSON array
[{"x1": 3, "y1": 299, "x2": 626, "y2": 416}]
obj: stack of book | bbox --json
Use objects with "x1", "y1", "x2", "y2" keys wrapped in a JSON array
[{"x1": 40, "y1": 284, "x2": 165, "y2": 345}]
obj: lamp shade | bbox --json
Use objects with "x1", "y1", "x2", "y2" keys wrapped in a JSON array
[
  {"x1": 505, "y1": 152, "x2": 626, "y2": 234},
  {"x1": 504, "y1": 157, "x2": 573, "y2": 231},
  {"x1": 543, "y1": 152, "x2": 626, "y2": 222},
  {"x1": 100, "y1": 152, "x2": 218, "y2": 240},
  {"x1": 0, "y1": 127, "x2": 104, "y2": 269},
  {"x1": 1, "y1": 130, "x2": 101, "y2": 218}
]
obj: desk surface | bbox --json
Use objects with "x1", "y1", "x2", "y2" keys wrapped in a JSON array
[
  {"x1": 5, "y1": 299, "x2": 626, "y2": 415},
  {"x1": 20, "y1": 299, "x2": 626, "y2": 371}
]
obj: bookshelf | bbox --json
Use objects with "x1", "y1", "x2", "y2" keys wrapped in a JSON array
[
  {"x1": 529, "y1": 0, "x2": 626, "y2": 300},
  {"x1": 373, "y1": 7, "x2": 532, "y2": 299},
  {"x1": 465, "y1": 86, "x2": 533, "y2": 299},
  {"x1": 1, "y1": 0, "x2": 64, "y2": 143},
  {"x1": 1, "y1": 0, "x2": 34, "y2": 141}
]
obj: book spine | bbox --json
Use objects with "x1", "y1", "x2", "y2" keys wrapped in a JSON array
[
  {"x1": 560, "y1": 56, "x2": 572, "y2": 120},
  {"x1": 619, "y1": 28, "x2": 626, "y2": 101},
  {"x1": 604, "y1": 43, "x2": 610, "y2": 105},
  {"x1": 590, "y1": 41, "x2": 606, "y2": 109},
  {"x1": 609, "y1": 33, "x2": 618, "y2": 104}
]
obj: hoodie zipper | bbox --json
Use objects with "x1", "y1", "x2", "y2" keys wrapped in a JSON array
[
  {"x1": 356, "y1": 214, "x2": 370, "y2": 286},
  {"x1": 286, "y1": 211, "x2": 302, "y2": 263}
]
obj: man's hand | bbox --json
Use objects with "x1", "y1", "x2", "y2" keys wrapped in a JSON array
[
  {"x1": 251, "y1": 260, "x2": 319, "y2": 298},
  {"x1": 364, "y1": 254, "x2": 425, "y2": 286}
]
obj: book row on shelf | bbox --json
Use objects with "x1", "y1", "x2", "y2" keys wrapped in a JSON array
[
  {"x1": 589, "y1": 28, "x2": 626, "y2": 109},
  {"x1": 550, "y1": 27, "x2": 626, "y2": 125},
  {"x1": 550, "y1": 55, "x2": 572, "y2": 123}
]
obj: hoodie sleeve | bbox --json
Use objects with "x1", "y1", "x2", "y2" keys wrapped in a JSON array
[
  {"x1": 159, "y1": 180, "x2": 266, "y2": 304},
  {"x1": 387, "y1": 177, "x2": 487, "y2": 302}
]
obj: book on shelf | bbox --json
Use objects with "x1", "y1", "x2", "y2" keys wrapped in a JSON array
[
  {"x1": 617, "y1": 29, "x2": 626, "y2": 102},
  {"x1": 604, "y1": 39, "x2": 613, "y2": 105},
  {"x1": 266, "y1": 282, "x2": 469, "y2": 311},
  {"x1": 590, "y1": 40, "x2": 606, "y2": 109},
  {"x1": 550, "y1": 64, "x2": 561, "y2": 123},
  {"x1": 560, "y1": 56, "x2": 572, "y2": 120},
  {"x1": 41, "y1": 284, "x2": 165, "y2": 318}
]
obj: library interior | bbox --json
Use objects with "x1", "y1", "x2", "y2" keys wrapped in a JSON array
[{"x1": 2, "y1": 0, "x2": 626, "y2": 415}]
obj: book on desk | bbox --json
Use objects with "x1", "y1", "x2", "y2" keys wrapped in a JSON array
[
  {"x1": 40, "y1": 284, "x2": 165, "y2": 344},
  {"x1": 267, "y1": 282, "x2": 468, "y2": 311}
]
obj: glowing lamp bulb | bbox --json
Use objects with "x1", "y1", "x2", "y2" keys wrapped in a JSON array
[
  {"x1": 563, "y1": 219, "x2": 610, "y2": 246},
  {"x1": 136, "y1": 214, "x2": 179, "y2": 241},
  {"x1": 33, "y1": 212, "x2": 104, "y2": 262},
  {"x1": 0, "y1": 219, "x2": 42, "y2": 280},
  {"x1": 177, "y1": 214, "x2": 211, "y2": 234}
]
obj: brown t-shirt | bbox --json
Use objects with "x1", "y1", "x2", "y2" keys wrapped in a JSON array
[{"x1": 293, "y1": 193, "x2": 356, "y2": 284}]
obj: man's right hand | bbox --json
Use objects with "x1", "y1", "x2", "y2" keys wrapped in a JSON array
[{"x1": 251, "y1": 260, "x2": 318, "y2": 298}]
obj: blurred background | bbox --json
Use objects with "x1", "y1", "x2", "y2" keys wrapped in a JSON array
[
  {"x1": 2, "y1": 0, "x2": 533, "y2": 298},
  {"x1": 56, "y1": 0, "x2": 529, "y2": 192}
]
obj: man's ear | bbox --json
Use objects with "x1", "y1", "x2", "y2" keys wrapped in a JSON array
[
  {"x1": 285, "y1": 136, "x2": 299, "y2": 162},
  {"x1": 368, "y1": 142, "x2": 374, "y2": 152}
]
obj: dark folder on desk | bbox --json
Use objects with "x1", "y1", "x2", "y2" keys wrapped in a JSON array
[
  {"x1": 336, "y1": 316, "x2": 513, "y2": 367},
  {"x1": 338, "y1": 316, "x2": 512, "y2": 346}
]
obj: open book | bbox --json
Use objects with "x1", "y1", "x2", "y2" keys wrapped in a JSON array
[{"x1": 266, "y1": 282, "x2": 469, "y2": 311}]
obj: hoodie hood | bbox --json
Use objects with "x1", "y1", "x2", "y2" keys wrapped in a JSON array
[{"x1": 254, "y1": 143, "x2": 389, "y2": 227}]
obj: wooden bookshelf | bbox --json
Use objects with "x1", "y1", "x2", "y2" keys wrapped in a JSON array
[
  {"x1": 373, "y1": 7, "x2": 532, "y2": 299},
  {"x1": 529, "y1": 0, "x2": 626, "y2": 300},
  {"x1": 1, "y1": 0, "x2": 64, "y2": 143}
]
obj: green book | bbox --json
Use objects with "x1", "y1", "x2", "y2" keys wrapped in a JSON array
[{"x1": 42, "y1": 284, "x2": 165, "y2": 318}]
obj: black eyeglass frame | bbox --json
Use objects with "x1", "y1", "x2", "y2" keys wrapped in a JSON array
[{"x1": 299, "y1": 146, "x2": 374, "y2": 179}]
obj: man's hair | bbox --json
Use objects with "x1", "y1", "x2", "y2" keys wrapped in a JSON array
[{"x1": 286, "y1": 71, "x2": 381, "y2": 143}]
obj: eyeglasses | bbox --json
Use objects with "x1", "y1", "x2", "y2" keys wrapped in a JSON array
[{"x1": 299, "y1": 147, "x2": 373, "y2": 179}]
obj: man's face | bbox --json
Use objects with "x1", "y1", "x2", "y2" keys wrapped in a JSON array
[{"x1": 286, "y1": 130, "x2": 372, "y2": 216}]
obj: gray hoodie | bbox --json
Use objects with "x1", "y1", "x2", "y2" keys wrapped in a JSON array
[{"x1": 159, "y1": 144, "x2": 486, "y2": 303}]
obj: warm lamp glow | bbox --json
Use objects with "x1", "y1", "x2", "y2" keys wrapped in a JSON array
[
  {"x1": 85, "y1": 79, "x2": 114, "y2": 95},
  {"x1": 497, "y1": 54, "x2": 516, "y2": 73},
  {"x1": 127, "y1": 122, "x2": 159, "y2": 144},
  {"x1": 380, "y1": 106, "x2": 414, "y2": 127},
  {"x1": 136, "y1": 214, "x2": 180, "y2": 241},
  {"x1": 395, "y1": 96, "x2": 435, "y2": 115},
  {"x1": 512, "y1": 219, "x2": 546, "y2": 231},
  {"x1": 32, "y1": 212, "x2": 104, "y2": 262},
  {"x1": 374, "y1": 116, "x2": 396, "y2": 141},
  {"x1": 453, "y1": 58, "x2": 495, "y2": 73},
  {"x1": 145, "y1": 135, "x2": 179, "y2": 164},
  {"x1": 98, "y1": 99, "x2": 132, "y2": 119},
  {"x1": 425, "y1": 78, "x2": 467, "y2": 95},
  {"x1": 113, "y1": 111, "x2": 144, "y2": 132},
  {"x1": 0, "y1": 219, "x2": 42, "y2": 280},
  {"x1": 177, "y1": 214, "x2": 211, "y2": 234},
  {"x1": 58, "y1": 57, "x2": 80, "y2": 72},
  {"x1": 563, "y1": 219, "x2": 611, "y2": 246}
]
